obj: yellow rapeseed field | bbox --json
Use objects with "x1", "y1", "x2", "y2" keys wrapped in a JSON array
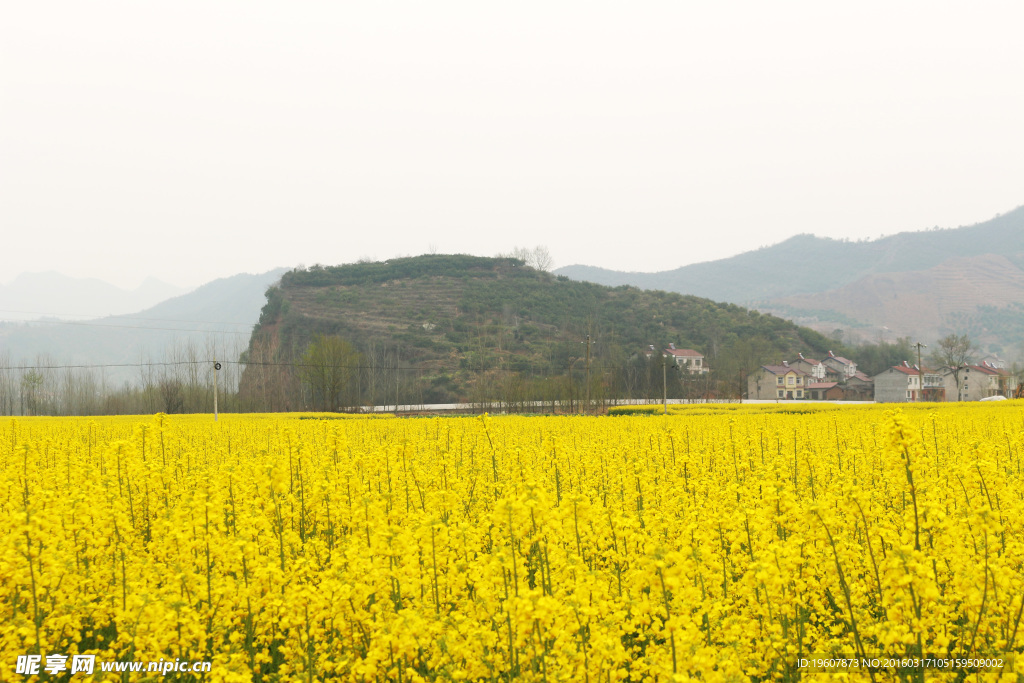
[{"x1": 2, "y1": 405, "x2": 1023, "y2": 681}]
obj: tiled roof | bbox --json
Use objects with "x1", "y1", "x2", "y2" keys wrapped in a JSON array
[
  {"x1": 664, "y1": 348, "x2": 703, "y2": 357},
  {"x1": 761, "y1": 365, "x2": 807, "y2": 376},
  {"x1": 968, "y1": 364, "x2": 1006, "y2": 376},
  {"x1": 807, "y1": 382, "x2": 838, "y2": 389},
  {"x1": 891, "y1": 365, "x2": 936, "y2": 375}
]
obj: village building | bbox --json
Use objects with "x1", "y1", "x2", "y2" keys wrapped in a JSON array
[
  {"x1": 747, "y1": 363, "x2": 809, "y2": 400},
  {"x1": 822, "y1": 367, "x2": 844, "y2": 383},
  {"x1": 842, "y1": 371, "x2": 875, "y2": 401},
  {"x1": 942, "y1": 362, "x2": 1016, "y2": 401},
  {"x1": 790, "y1": 354, "x2": 826, "y2": 380},
  {"x1": 821, "y1": 351, "x2": 858, "y2": 379},
  {"x1": 662, "y1": 344, "x2": 709, "y2": 374},
  {"x1": 805, "y1": 381, "x2": 843, "y2": 400},
  {"x1": 646, "y1": 345, "x2": 1018, "y2": 403},
  {"x1": 873, "y1": 362, "x2": 944, "y2": 402}
]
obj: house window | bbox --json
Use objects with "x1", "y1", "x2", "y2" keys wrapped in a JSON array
[
  {"x1": 796, "y1": 390, "x2": 803, "y2": 398},
  {"x1": 777, "y1": 390, "x2": 784, "y2": 397},
  {"x1": 787, "y1": 376, "x2": 795, "y2": 385},
  {"x1": 907, "y1": 391, "x2": 912, "y2": 399},
  {"x1": 777, "y1": 377, "x2": 783, "y2": 385}
]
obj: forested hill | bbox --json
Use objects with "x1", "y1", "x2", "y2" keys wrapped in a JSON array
[{"x1": 240, "y1": 255, "x2": 845, "y2": 408}]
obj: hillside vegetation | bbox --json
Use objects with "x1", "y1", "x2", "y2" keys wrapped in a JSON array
[
  {"x1": 557, "y1": 205, "x2": 1024, "y2": 351},
  {"x1": 240, "y1": 255, "x2": 843, "y2": 409}
]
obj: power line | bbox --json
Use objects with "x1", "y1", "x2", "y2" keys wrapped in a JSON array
[
  {"x1": 0, "y1": 359, "x2": 431, "y2": 372},
  {"x1": 0, "y1": 358, "x2": 689, "y2": 373},
  {"x1": 0, "y1": 317, "x2": 252, "y2": 336},
  {"x1": 0, "y1": 361, "x2": 219, "y2": 371},
  {"x1": 0, "y1": 308, "x2": 257, "y2": 327},
  {"x1": 0, "y1": 307, "x2": 133, "y2": 320}
]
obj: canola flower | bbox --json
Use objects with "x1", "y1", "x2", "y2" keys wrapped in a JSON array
[{"x1": 1, "y1": 405, "x2": 1023, "y2": 681}]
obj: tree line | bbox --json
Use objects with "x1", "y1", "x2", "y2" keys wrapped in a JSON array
[
  {"x1": 0, "y1": 337, "x2": 247, "y2": 416},
  {"x1": 4, "y1": 319, "x2": 1017, "y2": 417}
]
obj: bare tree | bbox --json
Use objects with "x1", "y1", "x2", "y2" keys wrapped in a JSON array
[
  {"x1": 21, "y1": 369, "x2": 44, "y2": 416},
  {"x1": 930, "y1": 333, "x2": 975, "y2": 401},
  {"x1": 159, "y1": 377, "x2": 185, "y2": 413},
  {"x1": 0, "y1": 350, "x2": 16, "y2": 416},
  {"x1": 531, "y1": 245, "x2": 553, "y2": 271},
  {"x1": 239, "y1": 335, "x2": 281, "y2": 412},
  {"x1": 299, "y1": 334, "x2": 361, "y2": 411},
  {"x1": 506, "y1": 245, "x2": 554, "y2": 271}
]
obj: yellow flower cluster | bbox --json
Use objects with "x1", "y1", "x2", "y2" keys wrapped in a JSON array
[{"x1": 1, "y1": 405, "x2": 1023, "y2": 681}]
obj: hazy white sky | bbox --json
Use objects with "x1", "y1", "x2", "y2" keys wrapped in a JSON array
[{"x1": 3, "y1": 1, "x2": 1023, "y2": 290}]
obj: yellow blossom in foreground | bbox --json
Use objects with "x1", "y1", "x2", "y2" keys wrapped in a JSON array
[{"x1": 0, "y1": 404, "x2": 1022, "y2": 681}]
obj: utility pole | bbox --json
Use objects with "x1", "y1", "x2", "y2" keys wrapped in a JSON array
[
  {"x1": 914, "y1": 342, "x2": 927, "y2": 402},
  {"x1": 585, "y1": 335, "x2": 591, "y2": 414},
  {"x1": 213, "y1": 360, "x2": 221, "y2": 421},
  {"x1": 581, "y1": 335, "x2": 594, "y2": 414},
  {"x1": 663, "y1": 357, "x2": 668, "y2": 414},
  {"x1": 568, "y1": 358, "x2": 575, "y2": 414}
]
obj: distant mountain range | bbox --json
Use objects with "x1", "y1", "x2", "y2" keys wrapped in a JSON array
[
  {"x1": 5, "y1": 202, "x2": 1024, "y2": 387},
  {"x1": 0, "y1": 269, "x2": 287, "y2": 381},
  {"x1": 0, "y1": 272, "x2": 187, "y2": 321},
  {"x1": 556, "y1": 206, "x2": 1024, "y2": 353}
]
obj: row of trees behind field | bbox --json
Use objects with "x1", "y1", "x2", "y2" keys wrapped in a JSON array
[
  {"x1": 2, "y1": 333, "x2": 1020, "y2": 416},
  {"x1": 0, "y1": 337, "x2": 246, "y2": 416}
]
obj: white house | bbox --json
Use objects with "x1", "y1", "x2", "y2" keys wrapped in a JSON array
[
  {"x1": 942, "y1": 363, "x2": 1015, "y2": 401},
  {"x1": 790, "y1": 354, "x2": 826, "y2": 381},
  {"x1": 873, "y1": 362, "x2": 943, "y2": 402},
  {"x1": 822, "y1": 351, "x2": 857, "y2": 379},
  {"x1": 663, "y1": 344, "x2": 709, "y2": 374}
]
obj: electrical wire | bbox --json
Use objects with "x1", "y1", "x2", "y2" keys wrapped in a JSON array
[
  {"x1": 0, "y1": 317, "x2": 253, "y2": 335},
  {"x1": 0, "y1": 307, "x2": 252, "y2": 325},
  {"x1": 0, "y1": 309, "x2": 258, "y2": 327},
  {"x1": 0, "y1": 359, "x2": 680, "y2": 373}
]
